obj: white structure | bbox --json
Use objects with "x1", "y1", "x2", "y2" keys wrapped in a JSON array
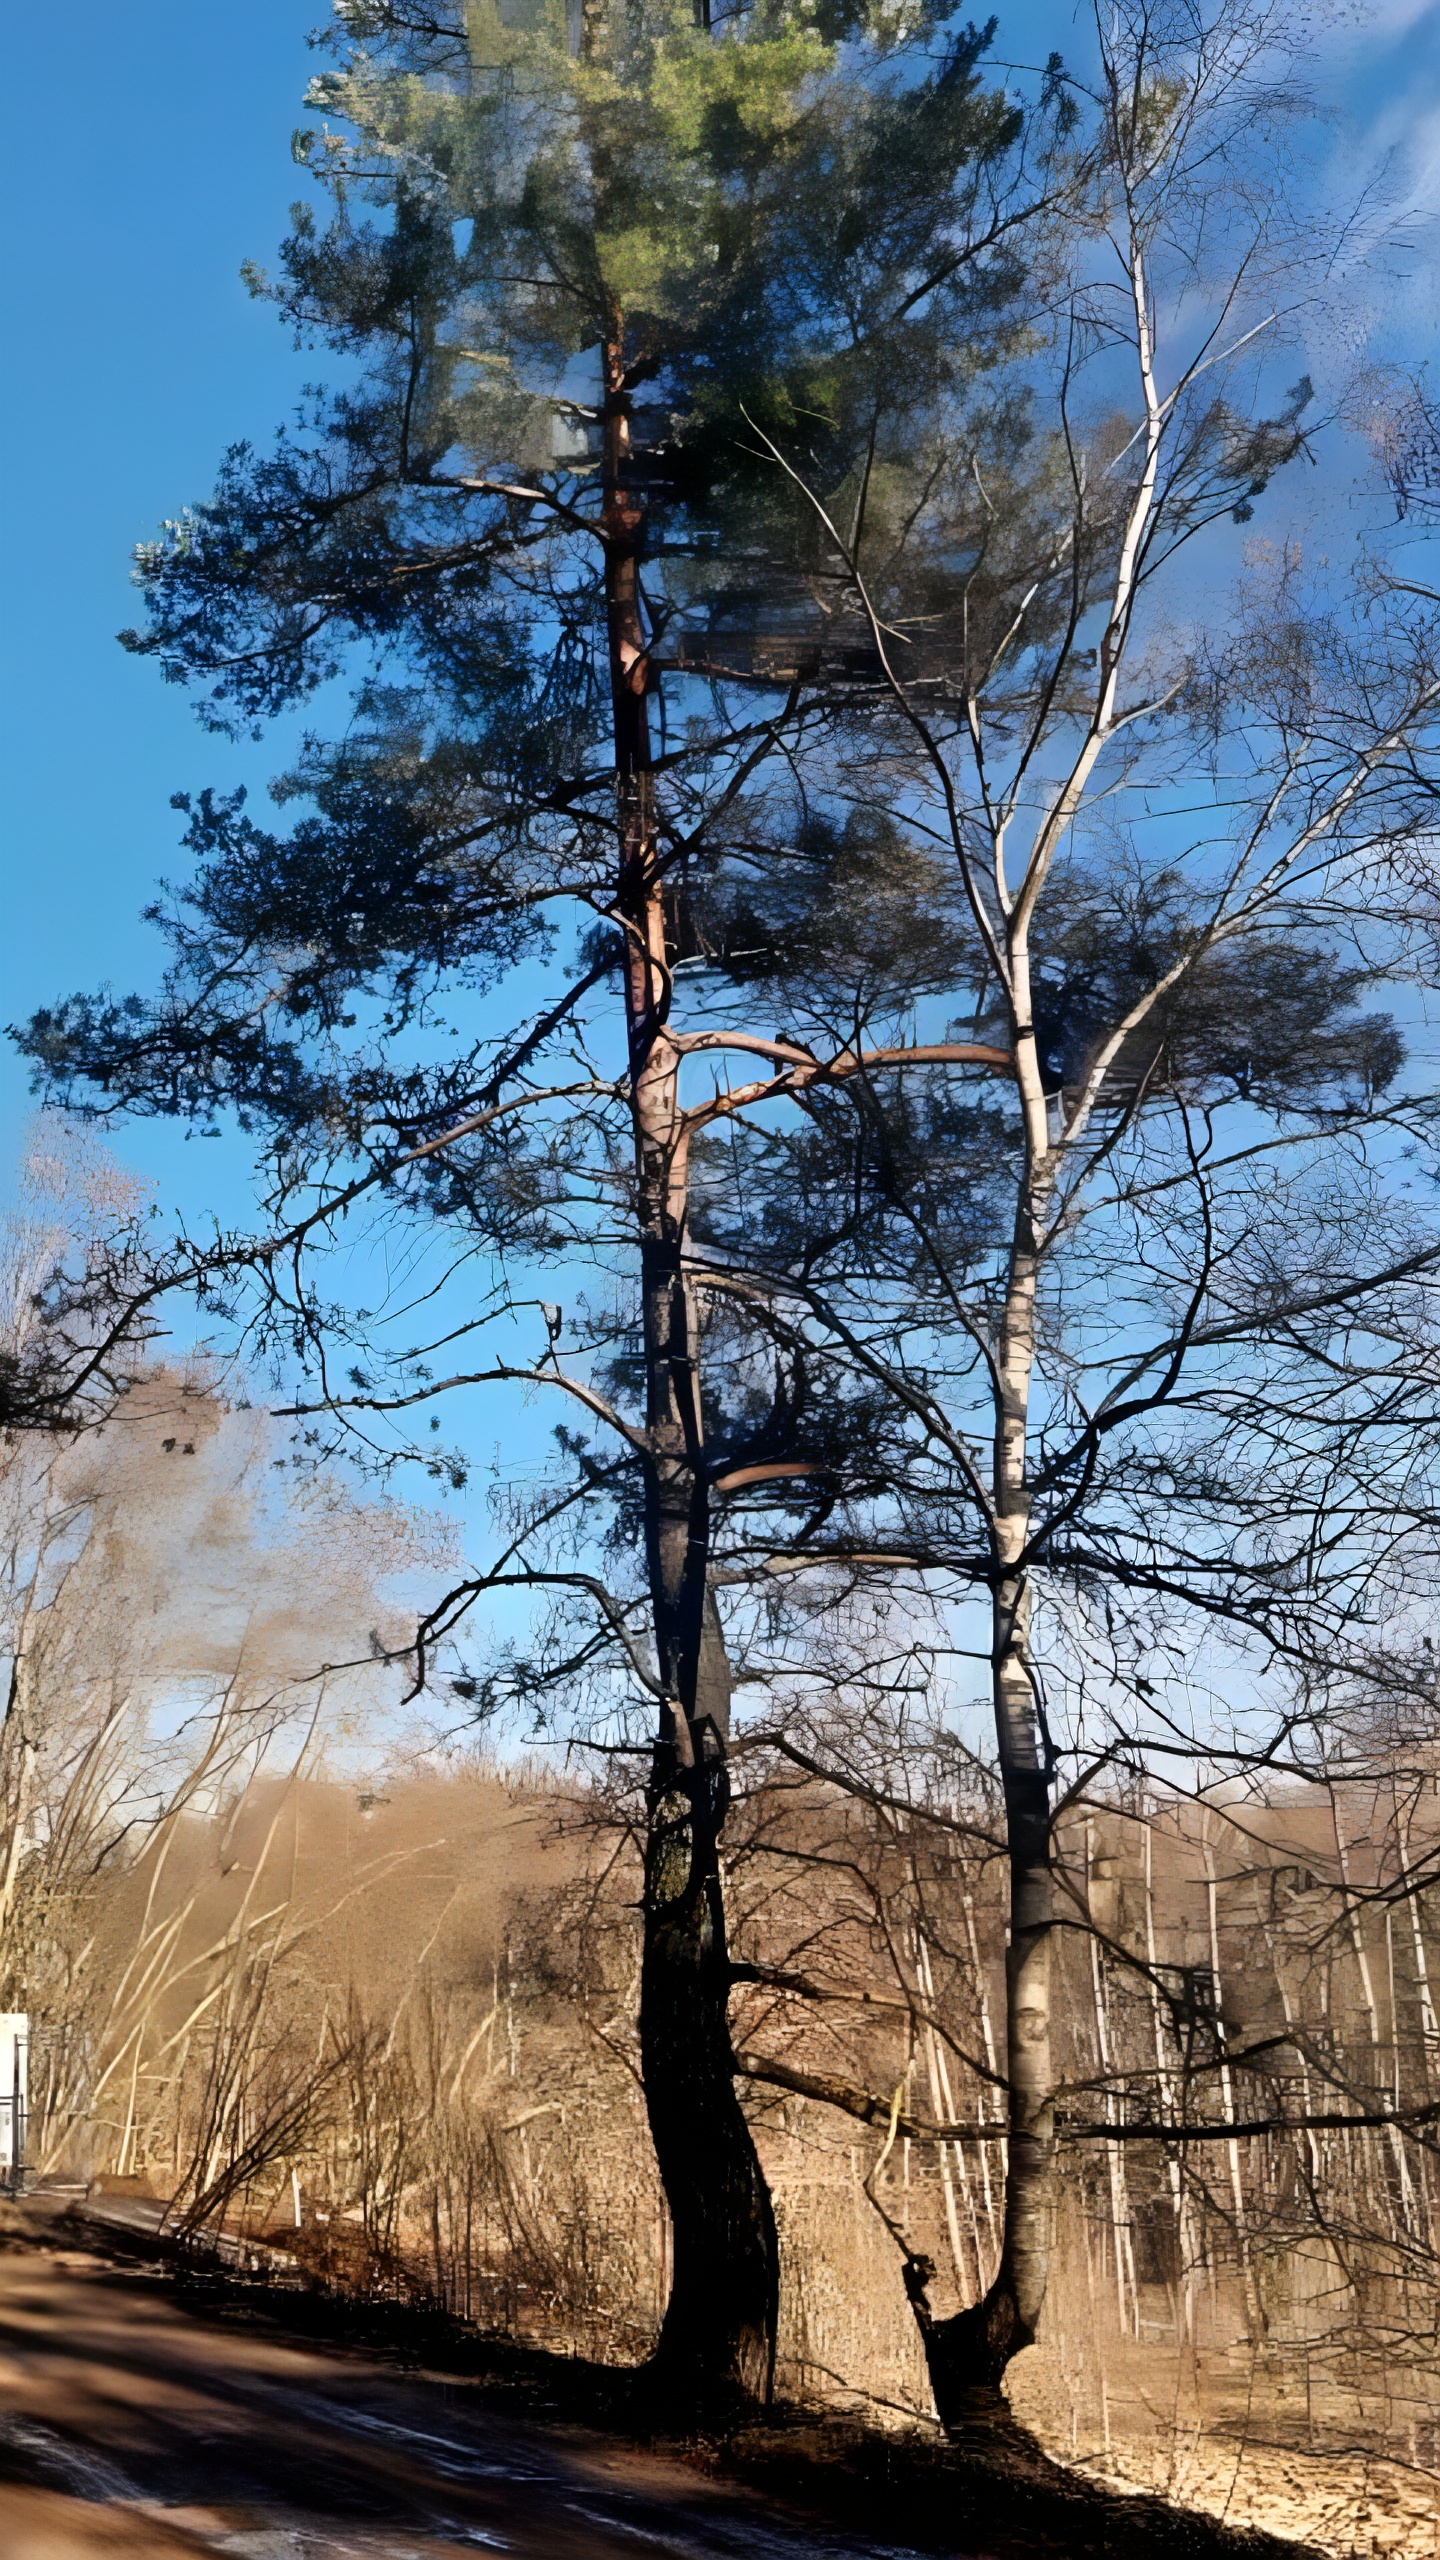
[{"x1": 0, "y1": 2015, "x2": 27, "y2": 2175}]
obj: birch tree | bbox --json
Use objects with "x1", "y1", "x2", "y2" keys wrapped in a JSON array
[{"x1": 672, "y1": 0, "x2": 1440, "y2": 2412}]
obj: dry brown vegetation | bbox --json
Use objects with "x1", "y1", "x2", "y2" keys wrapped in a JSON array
[
  {"x1": 2, "y1": 1262, "x2": 1438, "y2": 2554},
  {"x1": 725, "y1": 1747, "x2": 1440, "y2": 2548},
  {"x1": 13, "y1": 1726, "x2": 1438, "y2": 2554}
]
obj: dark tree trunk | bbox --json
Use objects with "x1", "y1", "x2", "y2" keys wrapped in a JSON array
[
  {"x1": 641, "y1": 1586, "x2": 779, "y2": 2407},
  {"x1": 600, "y1": 314, "x2": 779, "y2": 2408}
]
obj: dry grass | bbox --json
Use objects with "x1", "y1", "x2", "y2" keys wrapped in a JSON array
[
  {"x1": 17, "y1": 1748, "x2": 1435, "y2": 2560},
  {"x1": 4, "y1": 1350, "x2": 1438, "y2": 2553}
]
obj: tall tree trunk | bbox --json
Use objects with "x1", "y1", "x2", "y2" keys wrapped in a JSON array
[
  {"x1": 905, "y1": 1046, "x2": 1057, "y2": 2419},
  {"x1": 641, "y1": 1582, "x2": 779, "y2": 2406},
  {"x1": 600, "y1": 312, "x2": 778, "y2": 2407},
  {"x1": 910, "y1": 1564, "x2": 1056, "y2": 2416}
]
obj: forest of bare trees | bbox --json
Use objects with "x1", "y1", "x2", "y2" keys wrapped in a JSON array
[{"x1": 5, "y1": 0, "x2": 1440, "y2": 2551}]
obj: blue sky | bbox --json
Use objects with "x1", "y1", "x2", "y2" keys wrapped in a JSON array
[
  {"x1": 3, "y1": 0, "x2": 1439, "y2": 1733},
  {"x1": 0, "y1": 0, "x2": 323, "y2": 1216},
  {"x1": 4, "y1": 0, "x2": 1439, "y2": 1221}
]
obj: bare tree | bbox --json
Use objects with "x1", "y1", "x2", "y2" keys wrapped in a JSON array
[{"x1": 658, "y1": 0, "x2": 1440, "y2": 2411}]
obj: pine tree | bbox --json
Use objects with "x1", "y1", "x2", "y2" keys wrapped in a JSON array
[{"x1": 19, "y1": 0, "x2": 1055, "y2": 2404}]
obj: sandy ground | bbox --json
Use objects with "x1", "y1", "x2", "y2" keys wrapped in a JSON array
[
  {"x1": 1068, "y1": 2432, "x2": 1439, "y2": 2560},
  {"x1": 0, "y1": 2229, "x2": 946, "y2": 2560},
  {"x1": 1007, "y1": 2352, "x2": 1440, "y2": 2560}
]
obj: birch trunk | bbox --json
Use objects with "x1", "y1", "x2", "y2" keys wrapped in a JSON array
[
  {"x1": 1202, "y1": 1833, "x2": 1262, "y2": 2336},
  {"x1": 1146, "y1": 1816, "x2": 1199, "y2": 2338},
  {"x1": 1086, "y1": 1823, "x2": 1138, "y2": 2337},
  {"x1": 1396, "y1": 1809, "x2": 1439, "y2": 2081},
  {"x1": 909, "y1": 1137, "x2": 1057, "y2": 2412}
]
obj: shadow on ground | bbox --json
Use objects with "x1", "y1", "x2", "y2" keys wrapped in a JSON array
[{"x1": 0, "y1": 2200, "x2": 1319, "y2": 2560}]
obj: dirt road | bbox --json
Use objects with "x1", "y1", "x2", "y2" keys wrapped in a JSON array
[
  {"x1": 0, "y1": 2225, "x2": 940, "y2": 2560},
  {"x1": 0, "y1": 2211, "x2": 1344, "y2": 2560}
]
